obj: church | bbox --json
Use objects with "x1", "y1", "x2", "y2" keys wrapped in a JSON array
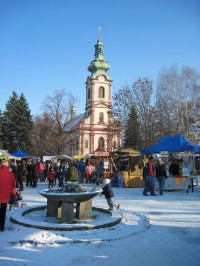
[{"x1": 63, "y1": 34, "x2": 122, "y2": 157}]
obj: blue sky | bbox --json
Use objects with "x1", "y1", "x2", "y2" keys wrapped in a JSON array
[{"x1": 0, "y1": 0, "x2": 199, "y2": 116}]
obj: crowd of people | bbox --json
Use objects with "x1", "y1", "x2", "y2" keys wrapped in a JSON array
[
  {"x1": 0, "y1": 157, "x2": 106, "y2": 192},
  {"x1": 0, "y1": 154, "x2": 190, "y2": 232},
  {"x1": 0, "y1": 157, "x2": 114, "y2": 231}
]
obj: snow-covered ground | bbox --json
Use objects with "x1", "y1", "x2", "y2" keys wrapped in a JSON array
[{"x1": 0, "y1": 182, "x2": 200, "y2": 266}]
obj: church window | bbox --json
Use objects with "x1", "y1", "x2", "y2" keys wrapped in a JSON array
[
  {"x1": 85, "y1": 140, "x2": 88, "y2": 149},
  {"x1": 99, "y1": 87, "x2": 105, "y2": 98},
  {"x1": 113, "y1": 141, "x2": 117, "y2": 150},
  {"x1": 99, "y1": 112, "x2": 104, "y2": 123},
  {"x1": 88, "y1": 88, "x2": 90, "y2": 99},
  {"x1": 98, "y1": 137, "x2": 104, "y2": 149}
]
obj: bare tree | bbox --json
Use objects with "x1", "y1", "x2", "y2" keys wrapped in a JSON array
[
  {"x1": 112, "y1": 83, "x2": 134, "y2": 130},
  {"x1": 113, "y1": 66, "x2": 200, "y2": 150},
  {"x1": 181, "y1": 66, "x2": 200, "y2": 142},
  {"x1": 131, "y1": 78, "x2": 155, "y2": 148},
  {"x1": 113, "y1": 77, "x2": 155, "y2": 149},
  {"x1": 31, "y1": 89, "x2": 78, "y2": 156},
  {"x1": 155, "y1": 65, "x2": 200, "y2": 143}
]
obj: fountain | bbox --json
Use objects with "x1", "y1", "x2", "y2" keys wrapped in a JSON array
[
  {"x1": 10, "y1": 183, "x2": 122, "y2": 231},
  {"x1": 39, "y1": 183, "x2": 100, "y2": 224}
]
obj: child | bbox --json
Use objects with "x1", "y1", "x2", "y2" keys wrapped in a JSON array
[
  {"x1": 47, "y1": 167, "x2": 56, "y2": 189},
  {"x1": 101, "y1": 179, "x2": 120, "y2": 210}
]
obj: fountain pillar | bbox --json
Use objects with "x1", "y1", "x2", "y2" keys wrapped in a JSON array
[
  {"x1": 61, "y1": 203, "x2": 74, "y2": 223},
  {"x1": 76, "y1": 199, "x2": 92, "y2": 219},
  {"x1": 47, "y1": 199, "x2": 59, "y2": 217}
]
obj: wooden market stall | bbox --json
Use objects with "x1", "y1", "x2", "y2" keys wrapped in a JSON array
[
  {"x1": 86, "y1": 148, "x2": 148, "y2": 187},
  {"x1": 86, "y1": 150, "x2": 114, "y2": 181},
  {"x1": 111, "y1": 148, "x2": 147, "y2": 188}
]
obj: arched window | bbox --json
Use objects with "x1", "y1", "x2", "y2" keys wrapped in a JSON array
[
  {"x1": 99, "y1": 87, "x2": 105, "y2": 98},
  {"x1": 113, "y1": 141, "x2": 117, "y2": 150},
  {"x1": 98, "y1": 137, "x2": 105, "y2": 149},
  {"x1": 76, "y1": 139, "x2": 78, "y2": 151},
  {"x1": 99, "y1": 112, "x2": 104, "y2": 123},
  {"x1": 88, "y1": 88, "x2": 90, "y2": 99},
  {"x1": 85, "y1": 140, "x2": 88, "y2": 149}
]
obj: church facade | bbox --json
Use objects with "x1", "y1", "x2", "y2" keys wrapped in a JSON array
[{"x1": 63, "y1": 36, "x2": 122, "y2": 157}]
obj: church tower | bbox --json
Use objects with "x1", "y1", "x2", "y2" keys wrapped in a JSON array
[
  {"x1": 64, "y1": 31, "x2": 121, "y2": 156},
  {"x1": 86, "y1": 31, "x2": 112, "y2": 116},
  {"x1": 84, "y1": 30, "x2": 121, "y2": 153}
]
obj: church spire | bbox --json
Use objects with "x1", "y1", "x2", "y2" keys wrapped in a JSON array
[
  {"x1": 98, "y1": 27, "x2": 101, "y2": 39},
  {"x1": 94, "y1": 27, "x2": 104, "y2": 60},
  {"x1": 88, "y1": 28, "x2": 111, "y2": 80}
]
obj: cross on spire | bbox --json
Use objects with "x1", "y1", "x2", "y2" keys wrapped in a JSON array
[{"x1": 98, "y1": 27, "x2": 101, "y2": 39}]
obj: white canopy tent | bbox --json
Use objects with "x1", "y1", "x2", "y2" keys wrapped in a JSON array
[
  {"x1": 0, "y1": 149, "x2": 18, "y2": 160},
  {"x1": 51, "y1": 155, "x2": 73, "y2": 162}
]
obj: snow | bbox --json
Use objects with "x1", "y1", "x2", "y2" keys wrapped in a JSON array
[{"x1": 1, "y1": 182, "x2": 200, "y2": 266}]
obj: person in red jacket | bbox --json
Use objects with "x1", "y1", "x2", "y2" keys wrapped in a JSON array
[
  {"x1": 47, "y1": 166, "x2": 56, "y2": 189},
  {"x1": 0, "y1": 159, "x2": 16, "y2": 231},
  {"x1": 85, "y1": 162, "x2": 94, "y2": 184}
]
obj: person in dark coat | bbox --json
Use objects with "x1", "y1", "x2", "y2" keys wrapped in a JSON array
[
  {"x1": 54, "y1": 161, "x2": 65, "y2": 187},
  {"x1": 143, "y1": 156, "x2": 157, "y2": 196},
  {"x1": 32, "y1": 160, "x2": 39, "y2": 187},
  {"x1": 10, "y1": 161, "x2": 18, "y2": 181},
  {"x1": 77, "y1": 159, "x2": 85, "y2": 184},
  {"x1": 100, "y1": 179, "x2": 120, "y2": 210},
  {"x1": 96, "y1": 162, "x2": 104, "y2": 184},
  {"x1": 26, "y1": 160, "x2": 33, "y2": 187},
  {"x1": 0, "y1": 159, "x2": 16, "y2": 231},
  {"x1": 156, "y1": 159, "x2": 167, "y2": 195},
  {"x1": 169, "y1": 159, "x2": 180, "y2": 175},
  {"x1": 67, "y1": 162, "x2": 79, "y2": 183},
  {"x1": 17, "y1": 160, "x2": 27, "y2": 191}
]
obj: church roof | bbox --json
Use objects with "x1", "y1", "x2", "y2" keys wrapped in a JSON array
[
  {"x1": 64, "y1": 113, "x2": 86, "y2": 132},
  {"x1": 88, "y1": 35, "x2": 111, "y2": 80}
]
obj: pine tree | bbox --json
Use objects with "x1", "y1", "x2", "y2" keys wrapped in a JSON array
[
  {"x1": 1, "y1": 91, "x2": 33, "y2": 153},
  {"x1": 124, "y1": 106, "x2": 140, "y2": 149}
]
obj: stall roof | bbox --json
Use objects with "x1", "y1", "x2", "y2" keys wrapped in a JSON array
[
  {"x1": 51, "y1": 155, "x2": 73, "y2": 161},
  {"x1": 112, "y1": 148, "x2": 141, "y2": 156},
  {"x1": 0, "y1": 149, "x2": 18, "y2": 159},
  {"x1": 11, "y1": 149, "x2": 30, "y2": 158},
  {"x1": 73, "y1": 155, "x2": 86, "y2": 160},
  {"x1": 141, "y1": 135, "x2": 200, "y2": 154}
]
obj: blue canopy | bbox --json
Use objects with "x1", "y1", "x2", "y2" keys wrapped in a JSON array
[
  {"x1": 11, "y1": 149, "x2": 30, "y2": 158},
  {"x1": 141, "y1": 136, "x2": 200, "y2": 154}
]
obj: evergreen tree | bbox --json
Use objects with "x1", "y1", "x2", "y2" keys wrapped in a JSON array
[
  {"x1": 1, "y1": 91, "x2": 33, "y2": 153},
  {"x1": 124, "y1": 105, "x2": 140, "y2": 149}
]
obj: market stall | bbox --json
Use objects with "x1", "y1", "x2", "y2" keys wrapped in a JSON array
[
  {"x1": 111, "y1": 148, "x2": 147, "y2": 188},
  {"x1": 86, "y1": 150, "x2": 114, "y2": 180},
  {"x1": 11, "y1": 149, "x2": 30, "y2": 159},
  {"x1": 0, "y1": 149, "x2": 18, "y2": 162},
  {"x1": 141, "y1": 135, "x2": 200, "y2": 191},
  {"x1": 51, "y1": 155, "x2": 73, "y2": 162}
]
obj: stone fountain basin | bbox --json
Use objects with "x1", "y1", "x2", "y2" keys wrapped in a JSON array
[{"x1": 39, "y1": 189, "x2": 100, "y2": 203}]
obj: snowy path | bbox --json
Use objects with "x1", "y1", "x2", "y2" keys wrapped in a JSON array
[{"x1": 0, "y1": 183, "x2": 200, "y2": 266}]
